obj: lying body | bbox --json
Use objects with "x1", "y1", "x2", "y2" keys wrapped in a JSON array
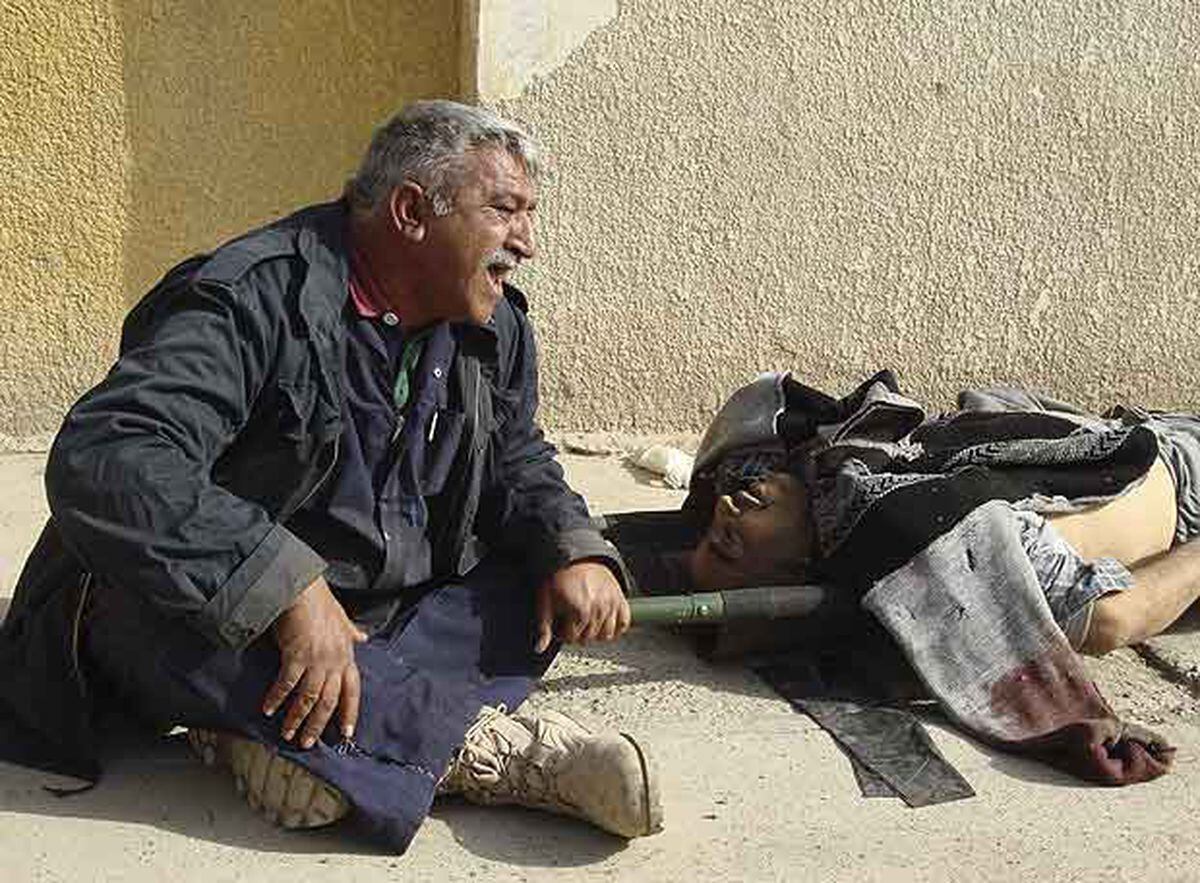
[{"x1": 684, "y1": 382, "x2": 1200, "y2": 657}]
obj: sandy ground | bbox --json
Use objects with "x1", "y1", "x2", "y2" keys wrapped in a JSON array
[{"x1": 2, "y1": 450, "x2": 1200, "y2": 882}]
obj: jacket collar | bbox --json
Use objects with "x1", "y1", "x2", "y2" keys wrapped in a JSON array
[{"x1": 294, "y1": 201, "x2": 352, "y2": 340}]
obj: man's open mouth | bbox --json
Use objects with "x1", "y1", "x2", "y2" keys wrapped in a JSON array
[{"x1": 486, "y1": 263, "x2": 514, "y2": 294}]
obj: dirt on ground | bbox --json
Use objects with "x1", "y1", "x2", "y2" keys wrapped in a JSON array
[{"x1": 2, "y1": 447, "x2": 1200, "y2": 882}]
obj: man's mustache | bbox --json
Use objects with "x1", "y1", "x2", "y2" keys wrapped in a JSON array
[{"x1": 484, "y1": 248, "x2": 521, "y2": 270}]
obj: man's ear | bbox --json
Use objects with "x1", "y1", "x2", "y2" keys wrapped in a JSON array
[{"x1": 388, "y1": 182, "x2": 427, "y2": 243}]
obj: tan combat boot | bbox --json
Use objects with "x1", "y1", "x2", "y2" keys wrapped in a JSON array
[
  {"x1": 188, "y1": 728, "x2": 351, "y2": 829},
  {"x1": 439, "y1": 705, "x2": 663, "y2": 839}
]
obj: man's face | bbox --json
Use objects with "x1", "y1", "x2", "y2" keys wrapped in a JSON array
[
  {"x1": 417, "y1": 147, "x2": 537, "y2": 325},
  {"x1": 688, "y1": 471, "x2": 811, "y2": 591}
]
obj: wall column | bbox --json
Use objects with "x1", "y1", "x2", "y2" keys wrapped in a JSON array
[{"x1": 459, "y1": 0, "x2": 618, "y2": 102}]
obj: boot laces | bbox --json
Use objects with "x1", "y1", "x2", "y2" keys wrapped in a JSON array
[{"x1": 450, "y1": 704, "x2": 573, "y2": 808}]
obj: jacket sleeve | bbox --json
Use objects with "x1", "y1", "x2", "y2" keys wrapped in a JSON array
[
  {"x1": 479, "y1": 308, "x2": 628, "y2": 587},
  {"x1": 45, "y1": 268, "x2": 326, "y2": 650}
]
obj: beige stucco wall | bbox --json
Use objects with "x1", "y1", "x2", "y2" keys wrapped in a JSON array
[
  {"x1": 6, "y1": 0, "x2": 1200, "y2": 440},
  {"x1": 463, "y1": 0, "x2": 618, "y2": 102},
  {"x1": 119, "y1": 0, "x2": 460, "y2": 303},
  {"x1": 0, "y1": 2, "x2": 128, "y2": 444},
  {"x1": 502, "y1": 0, "x2": 1200, "y2": 432},
  {"x1": 0, "y1": 0, "x2": 459, "y2": 444}
]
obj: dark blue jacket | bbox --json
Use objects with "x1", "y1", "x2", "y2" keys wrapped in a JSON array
[{"x1": 0, "y1": 202, "x2": 618, "y2": 778}]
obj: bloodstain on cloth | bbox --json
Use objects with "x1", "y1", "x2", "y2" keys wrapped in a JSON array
[
  {"x1": 864, "y1": 501, "x2": 1174, "y2": 788},
  {"x1": 989, "y1": 647, "x2": 1175, "y2": 784}
]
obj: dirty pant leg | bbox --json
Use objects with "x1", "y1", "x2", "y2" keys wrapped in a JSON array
[{"x1": 82, "y1": 556, "x2": 555, "y2": 852}]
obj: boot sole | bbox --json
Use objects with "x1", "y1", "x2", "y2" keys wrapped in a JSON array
[
  {"x1": 187, "y1": 728, "x2": 351, "y2": 829},
  {"x1": 620, "y1": 732, "x2": 664, "y2": 836}
]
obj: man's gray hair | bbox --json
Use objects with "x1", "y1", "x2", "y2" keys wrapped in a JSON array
[{"x1": 346, "y1": 100, "x2": 540, "y2": 215}]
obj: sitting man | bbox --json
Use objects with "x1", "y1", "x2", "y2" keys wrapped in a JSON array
[{"x1": 0, "y1": 100, "x2": 661, "y2": 851}]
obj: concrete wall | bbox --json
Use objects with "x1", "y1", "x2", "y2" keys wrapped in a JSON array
[
  {"x1": 0, "y1": 2, "x2": 128, "y2": 444},
  {"x1": 5, "y1": 0, "x2": 1200, "y2": 440},
  {"x1": 0, "y1": 0, "x2": 459, "y2": 445},
  {"x1": 499, "y1": 0, "x2": 1200, "y2": 431},
  {"x1": 119, "y1": 0, "x2": 460, "y2": 301},
  {"x1": 462, "y1": 0, "x2": 618, "y2": 102}
]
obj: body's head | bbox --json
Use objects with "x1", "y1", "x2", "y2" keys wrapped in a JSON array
[
  {"x1": 686, "y1": 469, "x2": 814, "y2": 591},
  {"x1": 346, "y1": 100, "x2": 540, "y2": 327}
]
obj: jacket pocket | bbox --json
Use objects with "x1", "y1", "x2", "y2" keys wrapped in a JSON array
[
  {"x1": 214, "y1": 378, "x2": 339, "y2": 516},
  {"x1": 277, "y1": 379, "x2": 338, "y2": 443},
  {"x1": 420, "y1": 409, "x2": 467, "y2": 497},
  {"x1": 488, "y1": 386, "x2": 522, "y2": 434}
]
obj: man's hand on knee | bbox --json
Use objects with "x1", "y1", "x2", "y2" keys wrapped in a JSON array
[
  {"x1": 535, "y1": 561, "x2": 630, "y2": 653},
  {"x1": 262, "y1": 576, "x2": 368, "y2": 748}
]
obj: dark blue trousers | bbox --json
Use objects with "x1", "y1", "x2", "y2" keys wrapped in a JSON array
[{"x1": 83, "y1": 558, "x2": 554, "y2": 852}]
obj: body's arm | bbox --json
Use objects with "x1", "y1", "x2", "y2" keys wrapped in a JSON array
[
  {"x1": 1083, "y1": 540, "x2": 1200, "y2": 654},
  {"x1": 1040, "y1": 456, "x2": 1195, "y2": 654}
]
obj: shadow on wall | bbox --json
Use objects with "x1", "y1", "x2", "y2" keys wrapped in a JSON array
[{"x1": 115, "y1": 0, "x2": 462, "y2": 304}]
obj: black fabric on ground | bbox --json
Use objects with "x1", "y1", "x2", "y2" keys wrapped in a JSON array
[
  {"x1": 602, "y1": 510, "x2": 977, "y2": 808},
  {"x1": 758, "y1": 661, "x2": 975, "y2": 808},
  {"x1": 847, "y1": 749, "x2": 896, "y2": 798}
]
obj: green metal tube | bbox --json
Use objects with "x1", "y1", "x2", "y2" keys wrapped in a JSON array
[
  {"x1": 626, "y1": 592, "x2": 727, "y2": 625},
  {"x1": 628, "y1": 584, "x2": 832, "y2": 626}
]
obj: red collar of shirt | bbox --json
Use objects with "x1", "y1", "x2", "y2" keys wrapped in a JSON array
[{"x1": 347, "y1": 241, "x2": 394, "y2": 320}]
